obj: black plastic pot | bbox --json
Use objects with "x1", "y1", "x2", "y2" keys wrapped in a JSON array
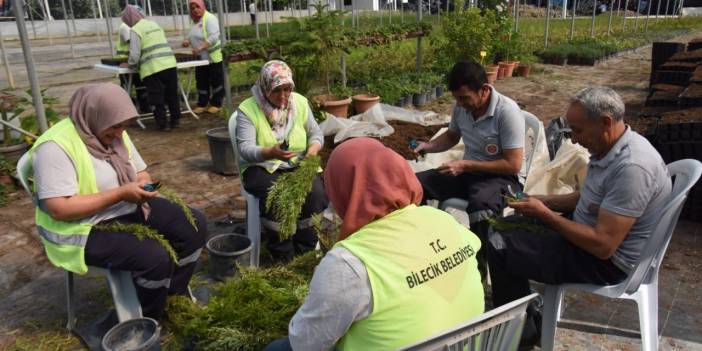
[
  {"x1": 206, "y1": 233, "x2": 252, "y2": 281},
  {"x1": 412, "y1": 92, "x2": 427, "y2": 107},
  {"x1": 436, "y1": 86, "x2": 444, "y2": 98},
  {"x1": 206, "y1": 127, "x2": 237, "y2": 175},
  {"x1": 403, "y1": 94, "x2": 413, "y2": 107}
]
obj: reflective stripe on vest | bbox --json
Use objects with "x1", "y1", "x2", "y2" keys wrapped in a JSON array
[
  {"x1": 131, "y1": 19, "x2": 176, "y2": 80},
  {"x1": 336, "y1": 205, "x2": 485, "y2": 350},
  {"x1": 237, "y1": 92, "x2": 310, "y2": 174},
  {"x1": 201, "y1": 11, "x2": 223, "y2": 63},
  {"x1": 115, "y1": 22, "x2": 130, "y2": 59},
  {"x1": 30, "y1": 118, "x2": 135, "y2": 275}
]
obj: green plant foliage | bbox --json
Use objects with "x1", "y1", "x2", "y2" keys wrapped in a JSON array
[
  {"x1": 265, "y1": 156, "x2": 321, "y2": 240},
  {"x1": 95, "y1": 222, "x2": 178, "y2": 262},
  {"x1": 165, "y1": 252, "x2": 321, "y2": 350},
  {"x1": 440, "y1": 8, "x2": 500, "y2": 65},
  {"x1": 311, "y1": 213, "x2": 340, "y2": 253},
  {"x1": 159, "y1": 186, "x2": 199, "y2": 232}
]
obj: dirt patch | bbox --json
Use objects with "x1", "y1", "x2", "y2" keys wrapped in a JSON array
[
  {"x1": 692, "y1": 66, "x2": 702, "y2": 82},
  {"x1": 669, "y1": 48, "x2": 702, "y2": 62},
  {"x1": 319, "y1": 121, "x2": 448, "y2": 165},
  {"x1": 680, "y1": 83, "x2": 702, "y2": 98},
  {"x1": 650, "y1": 83, "x2": 685, "y2": 94},
  {"x1": 659, "y1": 107, "x2": 702, "y2": 124},
  {"x1": 659, "y1": 61, "x2": 699, "y2": 71}
]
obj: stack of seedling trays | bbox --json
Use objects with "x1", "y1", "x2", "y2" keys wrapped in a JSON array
[
  {"x1": 100, "y1": 57, "x2": 128, "y2": 66},
  {"x1": 174, "y1": 53, "x2": 200, "y2": 62},
  {"x1": 643, "y1": 39, "x2": 702, "y2": 222}
]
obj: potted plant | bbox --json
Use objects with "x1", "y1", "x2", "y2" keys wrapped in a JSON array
[
  {"x1": 1, "y1": 89, "x2": 60, "y2": 162},
  {"x1": 515, "y1": 54, "x2": 537, "y2": 77},
  {"x1": 352, "y1": 82, "x2": 381, "y2": 114}
]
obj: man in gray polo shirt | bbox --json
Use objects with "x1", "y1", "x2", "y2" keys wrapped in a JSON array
[
  {"x1": 487, "y1": 86, "x2": 671, "y2": 348},
  {"x1": 414, "y1": 61, "x2": 525, "y2": 265}
]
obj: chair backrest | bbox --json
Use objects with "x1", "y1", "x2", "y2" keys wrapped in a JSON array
[
  {"x1": 521, "y1": 111, "x2": 543, "y2": 185},
  {"x1": 15, "y1": 151, "x2": 38, "y2": 206},
  {"x1": 400, "y1": 293, "x2": 539, "y2": 351},
  {"x1": 621, "y1": 159, "x2": 702, "y2": 294},
  {"x1": 227, "y1": 110, "x2": 244, "y2": 175}
]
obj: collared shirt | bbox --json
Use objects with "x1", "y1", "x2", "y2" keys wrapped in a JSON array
[
  {"x1": 448, "y1": 87, "x2": 525, "y2": 178},
  {"x1": 574, "y1": 127, "x2": 671, "y2": 272}
]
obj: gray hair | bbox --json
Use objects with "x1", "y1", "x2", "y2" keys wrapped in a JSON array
[{"x1": 570, "y1": 86, "x2": 625, "y2": 122}]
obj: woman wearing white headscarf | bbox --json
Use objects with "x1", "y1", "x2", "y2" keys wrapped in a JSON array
[
  {"x1": 233, "y1": 60, "x2": 327, "y2": 262},
  {"x1": 30, "y1": 83, "x2": 206, "y2": 320}
]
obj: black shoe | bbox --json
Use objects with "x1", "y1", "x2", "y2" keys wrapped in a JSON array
[
  {"x1": 157, "y1": 123, "x2": 171, "y2": 131},
  {"x1": 519, "y1": 299, "x2": 543, "y2": 350},
  {"x1": 170, "y1": 119, "x2": 180, "y2": 129}
]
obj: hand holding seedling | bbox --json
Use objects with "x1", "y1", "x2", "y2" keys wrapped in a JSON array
[
  {"x1": 264, "y1": 143, "x2": 296, "y2": 161},
  {"x1": 438, "y1": 160, "x2": 466, "y2": 176},
  {"x1": 410, "y1": 139, "x2": 430, "y2": 156},
  {"x1": 507, "y1": 196, "x2": 551, "y2": 221}
]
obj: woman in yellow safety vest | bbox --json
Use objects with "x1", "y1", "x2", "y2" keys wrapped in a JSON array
[
  {"x1": 232, "y1": 60, "x2": 327, "y2": 262},
  {"x1": 29, "y1": 83, "x2": 206, "y2": 320},
  {"x1": 122, "y1": 5, "x2": 181, "y2": 131},
  {"x1": 264, "y1": 137, "x2": 485, "y2": 351},
  {"x1": 183, "y1": 0, "x2": 225, "y2": 114}
]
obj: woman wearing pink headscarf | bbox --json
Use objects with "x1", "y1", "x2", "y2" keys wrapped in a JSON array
[
  {"x1": 182, "y1": 0, "x2": 225, "y2": 114},
  {"x1": 265, "y1": 138, "x2": 484, "y2": 351},
  {"x1": 233, "y1": 60, "x2": 327, "y2": 262},
  {"x1": 30, "y1": 83, "x2": 206, "y2": 320}
]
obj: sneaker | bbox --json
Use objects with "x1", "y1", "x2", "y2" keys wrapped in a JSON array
[
  {"x1": 193, "y1": 106, "x2": 207, "y2": 114},
  {"x1": 206, "y1": 106, "x2": 221, "y2": 114}
]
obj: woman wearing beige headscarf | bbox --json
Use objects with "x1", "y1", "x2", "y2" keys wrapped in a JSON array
[
  {"x1": 29, "y1": 83, "x2": 206, "y2": 320},
  {"x1": 233, "y1": 60, "x2": 327, "y2": 262}
]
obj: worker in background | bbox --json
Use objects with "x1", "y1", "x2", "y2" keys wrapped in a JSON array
[
  {"x1": 121, "y1": 5, "x2": 181, "y2": 131},
  {"x1": 249, "y1": 0, "x2": 256, "y2": 25},
  {"x1": 182, "y1": 0, "x2": 225, "y2": 115},
  {"x1": 116, "y1": 5, "x2": 150, "y2": 115}
]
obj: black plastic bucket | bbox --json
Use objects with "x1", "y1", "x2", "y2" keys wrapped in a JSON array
[
  {"x1": 101, "y1": 318, "x2": 160, "y2": 351},
  {"x1": 206, "y1": 127, "x2": 237, "y2": 176},
  {"x1": 206, "y1": 233, "x2": 252, "y2": 281}
]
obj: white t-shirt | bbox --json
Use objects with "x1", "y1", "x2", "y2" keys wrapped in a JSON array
[
  {"x1": 33, "y1": 139, "x2": 148, "y2": 224},
  {"x1": 249, "y1": 3, "x2": 256, "y2": 13}
]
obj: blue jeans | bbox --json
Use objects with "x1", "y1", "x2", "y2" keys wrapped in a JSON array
[{"x1": 264, "y1": 338, "x2": 293, "y2": 351}]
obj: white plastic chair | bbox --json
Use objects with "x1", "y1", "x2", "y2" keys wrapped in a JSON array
[
  {"x1": 540, "y1": 159, "x2": 702, "y2": 351},
  {"x1": 401, "y1": 293, "x2": 539, "y2": 351},
  {"x1": 439, "y1": 111, "x2": 544, "y2": 222},
  {"x1": 16, "y1": 152, "x2": 143, "y2": 331},
  {"x1": 228, "y1": 111, "x2": 261, "y2": 267}
]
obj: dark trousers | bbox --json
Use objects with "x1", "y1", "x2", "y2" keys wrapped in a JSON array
[
  {"x1": 242, "y1": 166, "x2": 328, "y2": 261},
  {"x1": 416, "y1": 169, "x2": 521, "y2": 276},
  {"x1": 250, "y1": 13, "x2": 256, "y2": 24},
  {"x1": 264, "y1": 338, "x2": 292, "y2": 351},
  {"x1": 119, "y1": 73, "x2": 150, "y2": 114},
  {"x1": 195, "y1": 61, "x2": 225, "y2": 108},
  {"x1": 143, "y1": 67, "x2": 181, "y2": 128},
  {"x1": 416, "y1": 169, "x2": 520, "y2": 215},
  {"x1": 487, "y1": 216, "x2": 628, "y2": 308},
  {"x1": 84, "y1": 197, "x2": 207, "y2": 320}
]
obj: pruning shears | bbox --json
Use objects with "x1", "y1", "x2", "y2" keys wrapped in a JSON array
[
  {"x1": 503, "y1": 184, "x2": 527, "y2": 202},
  {"x1": 409, "y1": 138, "x2": 426, "y2": 161},
  {"x1": 144, "y1": 181, "x2": 161, "y2": 192}
]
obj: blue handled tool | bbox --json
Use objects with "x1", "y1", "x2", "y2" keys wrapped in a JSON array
[{"x1": 144, "y1": 182, "x2": 161, "y2": 192}]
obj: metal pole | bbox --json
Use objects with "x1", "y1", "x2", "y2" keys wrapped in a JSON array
[
  {"x1": 607, "y1": 0, "x2": 615, "y2": 33},
  {"x1": 96, "y1": 0, "x2": 103, "y2": 17},
  {"x1": 180, "y1": 0, "x2": 187, "y2": 35},
  {"x1": 147, "y1": 0, "x2": 152, "y2": 15},
  {"x1": 268, "y1": 0, "x2": 273, "y2": 34},
  {"x1": 515, "y1": 0, "x2": 520, "y2": 31},
  {"x1": 622, "y1": 0, "x2": 629, "y2": 31},
  {"x1": 664, "y1": 0, "x2": 669, "y2": 18},
  {"x1": 655, "y1": 0, "x2": 661, "y2": 23},
  {"x1": 91, "y1": 0, "x2": 101, "y2": 40},
  {"x1": 104, "y1": 0, "x2": 115, "y2": 58},
  {"x1": 60, "y1": 0, "x2": 76, "y2": 58},
  {"x1": 644, "y1": 0, "x2": 651, "y2": 30},
  {"x1": 340, "y1": 54, "x2": 346, "y2": 87},
  {"x1": 634, "y1": 0, "x2": 640, "y2": 31},
  {"x1": 172, "y1": 0, "x2": 178, "y2": 30},
  {"x1": 215, "y1": 0, "x2": 233, "y2": 111},
  {"x1": 415, "y1": 0, "x2": 422, "y2": 72},
  {"x1": 590, "y1": 0, "x2": 596, "y2": 37},
  {"x1": 26, "y1": 0, "x2": 38, "y2": 39},
  {"x1": 41, "y1": 0, "x2": 52, "y2": 45},
  {"x1": 256, "y1": 0, "x2": 260, "y2": 39},
  {"x1": 264, "y1": 0, "x2": 270, "y2": 38},
  {"x1": 562, "y1": 0, "x2": 567, "y2": 18},
  {"x1": 569, "y1": 0, "x2": 576, "y2": 40},
  {"x1": 544, "y1": 0, "x2": 551, "y2": 48},
  {"x1": 223, "y1": 0, "x2": 229, "y2": 41},
  {"x1": 0, "y1": 26, "x2": 16, "y2": 89},
  {"x1": 12, "y1": 0, "x2": 47, "y2": 133},
  {"x1": 68, "y1": 0, "x2": 77, "y2": 33}
]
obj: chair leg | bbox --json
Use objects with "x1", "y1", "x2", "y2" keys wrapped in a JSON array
[
  {"x1": 65, "y1": 271, "x2": 76, "y2": 331},
  {"x1": 106, "y1": 270, "x2": 142, "y2": 322},
  {"x1": 635, "y1": 283, "x2": 659, "y2": 351},
  {"x1": 540, "y1": 285, "x2": 564, "y2": 351},
  {"x1": 247, "y1": 198, "x2": 261, "y2": 267}
]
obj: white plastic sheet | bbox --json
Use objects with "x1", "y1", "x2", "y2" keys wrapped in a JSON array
[
  {"x1": 381, "y1": 104, "x2": 452, "y2": 126},
  {"x1": 524, "y1": 139, "x2": 590, "y2": 195},
  {"x1": 319, "y1": 103, "x2": 394, "y2": 144}
]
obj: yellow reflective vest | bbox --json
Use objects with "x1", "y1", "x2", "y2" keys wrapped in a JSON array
[
  {"x1": 131, "y1": 19, "x2": 176, "y2": 80},
  {"x1": 336, "y1": 205, "x2": 485, "y2": 350}
]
